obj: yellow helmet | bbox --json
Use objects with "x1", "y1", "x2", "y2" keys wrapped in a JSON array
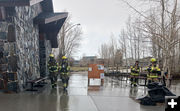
[
  {"x1": 150, "y1": 58, "x2": 156, "y2": 62},
  {"x1": 62, "y1": 56, "x2": 67, "y2": 60},
  {"x1": 49, "y1": 54, "x2": 54, "y2": 58}
]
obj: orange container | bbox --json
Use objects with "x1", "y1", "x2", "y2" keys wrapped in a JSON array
[
  {"x1": 88, "y1": 64, "x2": 104, "y2": 86},
  {"x1": 88, "y1": 64, "x2": 104, "y2": 78}
]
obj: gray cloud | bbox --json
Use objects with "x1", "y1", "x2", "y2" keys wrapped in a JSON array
[{"x1": 53, "y1": 0, "x2": 148, "y2": 59}]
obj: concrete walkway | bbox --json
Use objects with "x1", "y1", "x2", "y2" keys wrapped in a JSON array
[{"x1": 0, "y1": 73, "x2": 179, "y2": 111}]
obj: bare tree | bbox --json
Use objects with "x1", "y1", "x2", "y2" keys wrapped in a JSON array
[
  {"x1": 99, "y1": 35, "x2": 123, "y2": 72},
  {"x1": 109, "y1": 34, "x2": 118, "y2": 72},
  {"x1": 119, "y1": 29, "x2": 129, "y2": 73},
  {"x1": 115, "y1": 49, "x2": 123, "y2": 71},
  {"x1": 120, "y1": 0, "x2": 180, "y2": 86},
  {"x1": 99, "y1": 43, "x2": 110, "y2": 67},
  {"x1": 57, "y1": 17, "x2": 82, "y2": 62},
  {"x1": 126, "y1": 17, "x2": 134, "y2": 59}
]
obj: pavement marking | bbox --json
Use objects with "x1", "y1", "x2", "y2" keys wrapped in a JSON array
[{"x1": 89, "y1": 95, "x2": 101, "y2": 111}]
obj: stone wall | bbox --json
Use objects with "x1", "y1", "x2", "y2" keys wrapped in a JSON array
[
  {"x1": 39, "y1": 38, "x2": 52, "y2": 77},
  {"x1": 45, "y1": 39, "x2": 52, "y2": 74},
  {"x1": 0, "y1": 22, "x2": 8, "y2": 66},
  {"x1": 0, "y1": 3, "x2": 56, "y2": 91},
  {"x1": 0, "y1": 21, "x2": 18, "y2": 91},
  {"x1": 0, "y1": 22, "x2": 8, "y2": 35},
  {"x1": 13, "y1": 4, "x2": 42, "y2": 90}
]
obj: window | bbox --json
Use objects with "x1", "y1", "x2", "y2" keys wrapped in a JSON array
[
  {"x1": 88, "y1": 67, "x2": 92, "y2": 71},
  {"x1": 7, "y1": 25, "x2": 16, "y2": 42},
  {"x1": 0, "y1": 7, "x2": 5, "y2": 20},
  {"x1": 97, "y1": 65, "x2": 104, "y2": 70},
  {"x1": 5, "y1": 7, "x2": 15, "y2": 20},
  {"x1": 0, "y1": 7, "x2": 15, "y2": 21}
]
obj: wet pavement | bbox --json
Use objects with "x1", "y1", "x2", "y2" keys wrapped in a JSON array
[{"x1": 0, "y1": 72, "x2": 180, "y2": 111}]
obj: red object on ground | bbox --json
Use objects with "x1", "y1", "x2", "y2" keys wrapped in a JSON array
[{"x1": 88, "y1": 64, "x2": 104, "y2": 86}]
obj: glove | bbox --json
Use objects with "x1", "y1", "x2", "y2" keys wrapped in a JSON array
[
  {"x1": 131, "y1": 70, "x2": 135, "y2": 73},
  {"x1": 134, "y1": 70, "x2": 139, "y2": 73},
  {"x1": 147, "y1": 68, "x2": 151, "y2": 72}
]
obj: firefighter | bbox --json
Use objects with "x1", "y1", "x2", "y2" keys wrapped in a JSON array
[
  {"x1": 59, "y1": 56, "x2": 70, "y2": 91},
  {"x1": 48, "y1": 54, "x2": 58, "y2": 88},
  {"x1": 130, "y1": 61, "x2": 140, "y2": 87},
  {"x1": 146, "y1": 58, "x2": 161, "y2": 84}
]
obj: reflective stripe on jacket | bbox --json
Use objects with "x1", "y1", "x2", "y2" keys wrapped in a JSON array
[
  {"x1": 59, "y1": 65, "x2": 70, "y2": 75},
  {"x1": 48, "y1": 63, "x2": 58, "y2": 72},
  {"x1": 147, "y1": 66, "x2": 161, "y2": 78},
  {"x1": 131, "y1": 66, "x2": 140, "y2": 76}
]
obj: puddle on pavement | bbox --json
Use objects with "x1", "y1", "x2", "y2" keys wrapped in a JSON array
[{"x1": 0, "y1": 73, "x2": 179, "y2": 111}]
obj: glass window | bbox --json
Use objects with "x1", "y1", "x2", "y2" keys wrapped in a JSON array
[
  {"x1": 97, "y1": 65, "x2": 104, "y2": 70},
  {"x1": 7, "y1": 25, "x2": 16, "y2": 42},
  {"x1": 0, "y1": 7, "x2": 5, "y2": 20}
]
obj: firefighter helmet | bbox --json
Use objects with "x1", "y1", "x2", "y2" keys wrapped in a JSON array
[
  {"x1": 62, "y1": 56, "x2": 67, "y2": 60},
  {"x1": 150, "y1": 58, "x2": 156, "y2": 62},
  {"x1": 49, "y1": 54, "x2": 54, "y2": 58}
]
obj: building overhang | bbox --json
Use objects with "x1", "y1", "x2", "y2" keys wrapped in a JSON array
[
  {"x1": 34, "y1": 12, "x2": 68, "y2": 48},
  {"x1": 34, "y1": 12, "x2": 68, "y2": 24},
  {"x1": 0, "y1": 0, "x2": 44, "y2": 6}
]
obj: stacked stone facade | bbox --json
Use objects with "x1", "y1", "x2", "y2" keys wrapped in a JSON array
[
  {"x1": 39, "y1": 36, "x2": 52, "y2": 78},
  {"x1": 0, "y1": 3, "x2": 50, "y2": 91},
  {"x1": 14, "y1": 4, "x2": 42, "y2": 89},
  {"x1": 0, "y1": 0, "x2": 67, "y2": 92}
]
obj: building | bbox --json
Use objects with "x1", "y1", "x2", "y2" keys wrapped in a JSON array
[
  {"x1": 80, "y1": 56, "x2": 97, "y2": 66},
  {"x1": 96, "y1": 58, "x2": 105, "y2": 64},
  {"x1": 73, "y1": 60, "x2": 80, "y2": 67},
  {"x1": 0, "y1": 0, "x2": 68, "y2": 91}
]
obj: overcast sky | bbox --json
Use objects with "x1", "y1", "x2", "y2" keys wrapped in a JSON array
[{"x1": 53, "y1": 0, "x2": 148, "y2": 59}]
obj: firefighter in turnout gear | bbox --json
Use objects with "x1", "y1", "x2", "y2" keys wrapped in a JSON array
[
  {"x1": 59, "y1": 56, "x2": 70, "y2": 91},
  {"x1": 146, "y1": 58, "x2": 161, "y2": 84},
  {"x1": 48, "y1": 54, "x2": 58, "y2": 88},
  {"x1": 130, "y1": 61, "x2": 140, "y2": 87}
]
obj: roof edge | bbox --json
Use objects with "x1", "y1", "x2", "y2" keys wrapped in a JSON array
[
  {"x1": 0, "y1": 0, "x2": 44, "y2": 6},
  {"x1": 30, "y1": 0, "x2": 44, "y2": 6},
  {"x1": 45, "y1": 12, "x2": 68, "y2": 24}
]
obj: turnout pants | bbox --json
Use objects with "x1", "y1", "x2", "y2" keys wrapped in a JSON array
[
  {"x1": 147, "y1": 73, "x2": 159, "y2": 84},
  {"x1": 130, "y1": 75, "x2": 139, "y2": 85},
  {"x1": 49, "y1": 72, "x2": 57, "y2": 87},
  {"x1": 61, "y1": 74, "x2": 69, "y2": 88}
]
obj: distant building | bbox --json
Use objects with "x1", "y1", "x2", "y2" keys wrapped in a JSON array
[
  {"x1": 80, "y1": 56, "x2": 97, "y2": 66},
  {"x1": 0, "y1": 0, "x2": 68, "y2": 91},
  {"x1": 96, "y1": 58, "x2": 105, "y2": 64},
  {"x1": 73, "y1": 60, "x2": 80, "y2": 67}
]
